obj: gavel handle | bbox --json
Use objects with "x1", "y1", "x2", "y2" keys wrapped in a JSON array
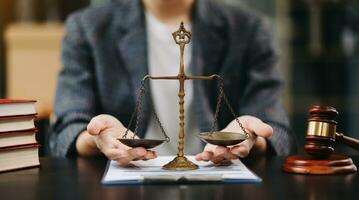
[{"x1": 336, "y1": 132, "x2": 359, "y2": 151}]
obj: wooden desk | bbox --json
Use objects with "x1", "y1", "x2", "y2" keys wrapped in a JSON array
[{"x1": 0, "y1": 156, "x2": 358, "y2": 200}]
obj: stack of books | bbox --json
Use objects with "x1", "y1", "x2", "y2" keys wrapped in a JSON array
[{"x1": 0, "y1": 99, "x2": 39, "y2": 172}]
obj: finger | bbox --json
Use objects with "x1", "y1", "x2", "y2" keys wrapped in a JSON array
[
  {"x1": 124, "y1": 149, "x2": 157, "y2": 161},
  {"x1": 204, "y1": 144, "x2": 217, "y2": 152},
  {"x1": 213, "y1": 152, "x2": 237, "y2": 162},
  {"x1": 211, "y1": 146, "x2": 236, "y2": 163},
  {"x1": 230, "y1": 137, "x2": 256, "y2": 158},
  {"x1": 87, "y1": 114, "x2": 124, "y2": 136},
  {"x1": 115, "y1": 147, "x2": 147, "y2": 166},
  {"x1": 211, "y1": 154, "x2": 225, "y2": 164},
  {"x1": 102, "y1": 148, "x2": 128, "y2": 160},
  {"x1": 95, "y1": 133, "x2": 126, "y2": 150},
  {"x1": 213, "y1": 146, "x2": 228, "y2": 157},
  {"x1": 195, "y1": 151, "x2": 213, "y2": 161},
  {"x1": 135, "y1": 150, "x2": 157, "y2": 160},
  {"x1": 144, "y1": 150, "x2": 157, "y2": 160},
  {"x1": 244, "y1": 117, "x2": 273, "y2": 138}
]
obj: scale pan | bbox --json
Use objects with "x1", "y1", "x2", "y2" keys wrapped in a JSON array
[
  {"x1": 199, "y1": 132, "x2": 248, "y2": 146},
  {"x1": 118, "y1": 138, "x2": 165, "y2": 149}
]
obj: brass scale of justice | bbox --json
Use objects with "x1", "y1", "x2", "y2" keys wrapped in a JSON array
[{"x1": 119, "y1": 22, "x2": 249, "y2": 170}]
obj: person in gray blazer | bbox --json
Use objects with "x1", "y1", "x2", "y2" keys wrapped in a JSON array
[{"x1": 49, "y1": 0, "x2": 297, "y2": 165}]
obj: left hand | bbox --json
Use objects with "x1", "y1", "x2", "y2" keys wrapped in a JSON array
[{"x1": 195, "y1": 115, "x2": 273, "y2": 164}]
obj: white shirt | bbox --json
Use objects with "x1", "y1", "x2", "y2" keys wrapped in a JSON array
[{"x1": 144, "y1": 12, "x2": 202, "y2": 155}]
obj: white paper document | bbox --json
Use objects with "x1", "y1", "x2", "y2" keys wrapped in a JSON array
[{"x1": 102, "y1": 156, "x2": 261, "y2": 185}]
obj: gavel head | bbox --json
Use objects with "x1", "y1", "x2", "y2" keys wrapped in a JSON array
[{"x1": 304, "y1": 106, "x2": 338, "y2": 158}]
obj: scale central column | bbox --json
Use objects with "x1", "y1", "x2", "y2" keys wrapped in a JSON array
[
  {"x1": 178, "y1": 74, "x2": 185, "y2": 157},
  {"x1": 162, "y1": 75, "x2": 198, "y2": 170},
  {"x1": 162, "y1": 23, "x2": 199, "y2": 170}
]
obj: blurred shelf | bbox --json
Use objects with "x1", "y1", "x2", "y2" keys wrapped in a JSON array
[{"x1": 5, "y1": 23, "x2": 64, "y2": 118}]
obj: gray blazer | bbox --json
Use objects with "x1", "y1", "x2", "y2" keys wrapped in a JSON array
[{"x1": 49, "y1": 0, "x2": 297, "y2": 157}]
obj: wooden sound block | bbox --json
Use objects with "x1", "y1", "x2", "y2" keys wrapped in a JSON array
[{"x1": 283, "y1": 154, "x2": 357, "y2": 174}]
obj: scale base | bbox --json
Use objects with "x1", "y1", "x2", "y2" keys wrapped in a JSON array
[{"x1": 162, "y1": 156, "x2": 199, "y2": 170}]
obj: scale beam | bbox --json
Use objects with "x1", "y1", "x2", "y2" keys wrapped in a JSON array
[
  {"x1": 186, "y1": 74, "x2": 222, "y2": 80},
  {"x1": 143, "y1": 74, "x2": 222, "y2": 81},
  {"x1": 143, "y1": 75, "x2": 178, "y2": 80}
]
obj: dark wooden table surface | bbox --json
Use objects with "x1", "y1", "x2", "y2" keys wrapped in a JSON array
[{"x1": 0, "y1": 156, "x2": 358, "y2": 200}]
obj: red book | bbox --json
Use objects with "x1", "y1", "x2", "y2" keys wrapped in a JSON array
[
  {"x1": 0, "y1": 143, "x2": 40, "y2": 173},
  {"x1": 0, "y1": 115, "x2": 36, "y2": 133},
  {"x1": 0, "y1": 128, "x2": 37, "y2": 148},
  {"x1": 0, "y1": 99, "x2": 37, "y2": 117}
]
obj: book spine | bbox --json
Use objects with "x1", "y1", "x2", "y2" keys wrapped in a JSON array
[
  {"x1": 0, "y1": 143, "x2": 40, "y2": 151},
  {"x1": 0, "y1": 128, "x2": 37, "y2": 135},
  {"x1": 0, "y1": 99, "x2": 36, "y2": 103},
  {"x1": 0, "y1": 114, "x2": 37, "y2": 119},
  {"x1": 0, "y1": 163, "x2": 40, "y2": 173}
]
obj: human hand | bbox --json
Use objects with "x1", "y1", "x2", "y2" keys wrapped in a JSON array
[
  {"x1": 77, "y1": 114, "x2": 157, "y2": 165},
  {"x1": 195, "y1": 115, "x2": 273, "y2": 164}
]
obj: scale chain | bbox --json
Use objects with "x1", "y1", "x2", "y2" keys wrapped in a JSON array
[
  {"x1": 123, "y1": 80, "x2": 146, "y2": 139},
  {"x1": 148, "y1": 94, "x2": 170, "y2": 142},
  {"x1": 211, "y1": 78, "x2": 249, "y2": 138},
  {"x1": 123, "y1": 79, "x2": 169, "y2": 142},
  {"x1": 210, "y1": 80, "x2": 223, "y2": 133}
]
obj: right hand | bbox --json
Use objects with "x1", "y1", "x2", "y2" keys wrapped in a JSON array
[{"x1": 77, "y1": 114, "x2": 157, "y2": 166}]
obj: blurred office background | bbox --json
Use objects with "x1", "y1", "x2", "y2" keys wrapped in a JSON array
[{"x1": 0, "y1": 0, "x2": 358, "y2": 156}]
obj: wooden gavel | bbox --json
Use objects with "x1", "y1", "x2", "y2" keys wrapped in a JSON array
[{"x1": 304, "y1": 106, "x2": 359, "y2": 158}]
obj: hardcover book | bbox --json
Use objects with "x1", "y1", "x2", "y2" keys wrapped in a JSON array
[
  {"x1": 0, "y1": 129, "x2": 37, "y2": 148},
  {"x1": 0, "y1": 143, "x2": 40, "y2": 172},
  {"x1": 0, "y1": 115, "x2": 36, "y2": 133},
  {"x1": 0, "y1": 99, "x2": 37, "y2": 117}
]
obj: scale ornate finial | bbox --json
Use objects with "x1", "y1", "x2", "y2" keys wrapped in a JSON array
[{"x1": 172, "y1": 21, "x2": 191, "y2": 45}]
